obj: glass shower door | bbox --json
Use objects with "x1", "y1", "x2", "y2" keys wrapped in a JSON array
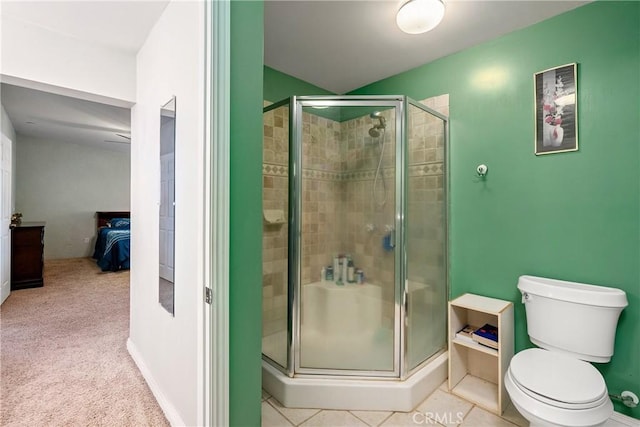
[
  {"x1": 262, "y1": 101, "x2": 290, "y2": 370},
  {"x1": 405, "y1": 99, "x2": 448, "y2": 371},
  {"x1": 295, "y1": 99, "x2": 400, "y2": 376}
]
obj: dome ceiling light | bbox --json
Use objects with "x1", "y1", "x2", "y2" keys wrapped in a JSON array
[{"x1": 396, "y1": 0, "x2": 445, "y2": 35}]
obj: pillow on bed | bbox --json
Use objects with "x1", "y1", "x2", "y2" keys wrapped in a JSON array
[{"x1": 109, "y1": 218, "x2": 130, "y2": 229}]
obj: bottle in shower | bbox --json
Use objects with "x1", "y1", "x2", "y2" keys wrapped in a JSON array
[
  {"x1": 333, "y1": 255, "x2": 340, "y2": 283},
  {"x1": 342, "y1": 255, "x2": 349, "y2": 284},
  {"x1": 325, "y1": 266, "x2": 334, "y2": 282},
  {"x1": 347, "y1": 257, "x2": 355, "y2": 283}
]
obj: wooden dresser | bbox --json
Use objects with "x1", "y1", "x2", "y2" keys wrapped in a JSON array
[{"x1": 11, "y1": 222, "x2": 45, "y2": 290}]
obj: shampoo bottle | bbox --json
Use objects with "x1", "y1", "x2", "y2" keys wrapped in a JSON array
[
  {"x1": 347, "y1": 257, "x2": 355, "y2": 283},
  {"x1": 342, "y1": 255, "x2": 349, "y2": 284}
]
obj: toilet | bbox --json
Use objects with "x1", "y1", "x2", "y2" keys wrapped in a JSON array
[{"x1": 505, "y1": 275, "x2": 628, "y2": 427}]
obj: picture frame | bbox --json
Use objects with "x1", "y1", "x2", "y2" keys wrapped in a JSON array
[{"x1": 534, "y1": 63, "x2": 578, "y2": 155}]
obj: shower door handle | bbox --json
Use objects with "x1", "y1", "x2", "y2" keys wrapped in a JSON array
[{"x1": 403, "y1": 285, "x2": 409, "y2": 318}]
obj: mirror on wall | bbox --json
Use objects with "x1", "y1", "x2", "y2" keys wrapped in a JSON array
[{"x1": 159, "y1": 96, "x2": 176, "y2": 315}]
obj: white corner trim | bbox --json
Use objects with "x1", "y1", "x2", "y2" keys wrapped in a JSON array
[
  {"x1": 610, "y1": 410, "x2": 640, "y2": 426},
  {"x1": 127, "y1": 338, "x2": 186, "y2": 427}
]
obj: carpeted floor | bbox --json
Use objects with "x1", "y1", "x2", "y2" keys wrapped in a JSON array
[{"x1": 0, "y1": 258, "x2": 169, "y2": 426}]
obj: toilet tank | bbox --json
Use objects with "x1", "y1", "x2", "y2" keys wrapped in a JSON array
[{"x1": 518, "y1": 275, "x2": 627, "y2": 363}]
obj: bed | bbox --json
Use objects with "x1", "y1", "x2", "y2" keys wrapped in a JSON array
[{"x1": 93, "y1": 211, "x2": 131, "y2": 272}]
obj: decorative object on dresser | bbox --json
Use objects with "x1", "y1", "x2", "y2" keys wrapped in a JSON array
[
  {"x1": 10, "y1": 212, "x2": 22, "y2": 228},
  {"x1": 11, "y1": 222, "x2": 45, "y2": 290}
]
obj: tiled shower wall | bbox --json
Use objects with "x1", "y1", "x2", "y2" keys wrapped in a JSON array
[
  {"x1": 262, "y1": 95, "x2": 448, "y2": 339},
  {"x1": 263, "y1": 104, "x2": 289, "y2": 337}
]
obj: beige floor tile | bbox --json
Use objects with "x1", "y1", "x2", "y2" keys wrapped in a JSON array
[
  {"x1": 263, "y1": 389, "x2": 272, "y2": 401},
  {"x1": 380, "y1": 411, "x2": 444, "y2": 427},
  {"x1": 263, "y1": 401, "x2": 295, "y2": 427},
  {"x1": 301, "y1": 410, "x2": 369, "y2": 426},
  {"x1": 603, "y1": 417, "x2": 633, "y2": 427},
  {"x1": 438, "y1": 380, "x2": 449, "y2": 392},
  {"x1": 350, "y1": 410, "x2": 393, "y2": 426},
  {"x1": 500, "y1": 403, "x2": 529, "y2": 427},
  {"x1": 415, "y1": 390, "x2": 473, "y2": 426},
  {"x1": 460, "y1": 407, "x2": 518, "y2": 427},
  {"x1": 268, "y1": 397, "x2": 321, "y2": 425}
]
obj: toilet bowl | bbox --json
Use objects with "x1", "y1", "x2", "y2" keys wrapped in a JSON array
[
  {"x1": 505, "y1": 349, "x2": 612, "y2": 427},
  {"x1": 505, "y1": 275, "x2": 627, "y2": 427}
]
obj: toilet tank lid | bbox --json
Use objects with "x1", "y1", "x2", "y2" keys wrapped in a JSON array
[{"x1": 518, "y1": 275, "x2": 628, "y2": 308}]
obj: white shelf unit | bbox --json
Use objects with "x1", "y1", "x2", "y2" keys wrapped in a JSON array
[{"x1": 448, "y1": 293, "x2": 514, "y2": 415}]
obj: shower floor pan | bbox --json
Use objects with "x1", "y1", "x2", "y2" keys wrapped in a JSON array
[{"x1": 262, "y1": 350, "x2": 447, "y2": 412}]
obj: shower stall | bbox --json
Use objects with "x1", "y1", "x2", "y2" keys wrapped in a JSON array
[{"x1": 262, "y1": 96, "x2": 448, "y2": 410}]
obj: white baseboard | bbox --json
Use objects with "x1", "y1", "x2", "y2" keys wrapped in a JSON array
[
  {"x1": 127, "y1": 338, "x2": 186, "y2": 427},
  {"x1": 610, "y1": 410, "x2": 640, "y2": 426}
]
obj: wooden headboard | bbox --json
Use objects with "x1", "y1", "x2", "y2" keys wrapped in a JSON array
[{"x1": 96, "y1": 211, "x2": 130, "y2": 230}]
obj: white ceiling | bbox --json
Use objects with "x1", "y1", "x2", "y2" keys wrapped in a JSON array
[
  {"x1": 265, "y1": 0, "x2": 589, "y2": 94},
  {"x1": 1, "y1": 0, "x2": 169, "y2": 53},
  {"x1": 0, "y1": 1, "x2": 169, "y2": 150},
  {"x1": 1, "y1": 83, "x2": 132, "y2": 151},
  {"x1": 1, "y1": 0, "x2": 590, "y2": 149}
]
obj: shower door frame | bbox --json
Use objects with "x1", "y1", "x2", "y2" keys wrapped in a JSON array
[
  {"x1": 262, "y1": 95, "x2": 449, "y2": 380},
  {"x1": 402, "y1": 97, "x2": 450, "y2": 379},
  {"x1": 290, "y1": 96, "x2": 405, "y2": 378}
]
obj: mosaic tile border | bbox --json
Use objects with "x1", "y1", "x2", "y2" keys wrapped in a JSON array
[
  {"x1": 263, "y1": 162, "x2": 444, "y2": 180},
  {"x1": 302, "y1": 168, "x2": 343, "y2": 181},
  {"x1": 409, "y1": 162, "x2": 444, "y2": 177},
  {"x1": 263, "y1": 163, "x2": 288, "y2": 177}
]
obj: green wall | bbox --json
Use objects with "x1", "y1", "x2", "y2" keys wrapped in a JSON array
[
  {"x1": 230, "y1": 2, "x2": 263, "y2": 426},
  {"x1": 264, "y1": 66, "x2": 333, "y2": 102},
  {"x1": 351, "y1": 1, "x2": 639, "y2": 418}
]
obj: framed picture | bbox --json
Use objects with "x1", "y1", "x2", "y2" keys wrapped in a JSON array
[{"x1": 534, "y1": 63, "x2": 578, "y2": 155}]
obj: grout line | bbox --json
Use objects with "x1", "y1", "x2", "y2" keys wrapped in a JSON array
[
  {"x1": 266, "y1": 397, "x2": 319, "y2": 426},
  {"x1": 348, "y1": 410, "x2": 394, "y2": 427},
  {"x1": 377, "y1": 411, "x2": 395, "y2": 427},
  {"x1": 297, "y1": 409, "x2": 325, "y2": 426}
]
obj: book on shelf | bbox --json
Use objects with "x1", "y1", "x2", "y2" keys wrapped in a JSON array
[
  {"x1": 472, "y1": 323, "x2": 499, "y2": 349},
  {"x1": 455, "y1": 324, "x2": 478, "y2": 344}
]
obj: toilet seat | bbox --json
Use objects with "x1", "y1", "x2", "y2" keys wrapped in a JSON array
[{"x1": 509, "y1": 349, "x2": 608, "y2": 409}]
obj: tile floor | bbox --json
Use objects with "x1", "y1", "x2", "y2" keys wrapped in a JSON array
[{"x1": 261, "y1": 381, "x2": 530, "y2": 426}]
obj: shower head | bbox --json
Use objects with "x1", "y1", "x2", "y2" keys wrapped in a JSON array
[
  {"x1": 369, "y1": 111, "x2": 386, "y2": 130},
  {"x1": 368, "y1": 111, "x2": 386, "y2": 138}
]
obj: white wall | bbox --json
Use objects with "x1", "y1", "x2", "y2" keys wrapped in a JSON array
[
  {"x1": 128, "y1": 2, "x2": 204, "y2": 426},
  {"x1": 15, "y1": 135, "x2": 130, "y2": 259},
  {"x1": 0, "y1": 14, "x2": 136, "y2": 105},
  {"x1": 1, "y1": 105, "x2": 16, "y2": 142}
]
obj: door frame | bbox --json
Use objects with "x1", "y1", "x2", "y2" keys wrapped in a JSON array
[
  {"x1": 204, "y1": 1, "x2": 230, "y2": 425},
  {"x1": 0, "y1": 134, "x2": 12, "y2": 305}
]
